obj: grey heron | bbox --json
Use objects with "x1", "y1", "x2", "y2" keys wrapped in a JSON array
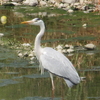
[{"x1": 21, "y1": 18, "x2": 80, "y2": 90}]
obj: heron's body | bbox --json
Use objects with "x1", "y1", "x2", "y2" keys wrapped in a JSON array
[
  {"x1": 21, "y1": 18, "x2": 80, "y2": 89},
  {"x1": 39, "y1": 47, "x2": 80, "y2": 87}
]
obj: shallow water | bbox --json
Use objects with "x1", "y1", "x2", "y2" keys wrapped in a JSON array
[{"x1": 0, "y1": 6, "x2": 100, "y2": 100}]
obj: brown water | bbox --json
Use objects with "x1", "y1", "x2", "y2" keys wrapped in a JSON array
[{"x1": 0, "y1": 6, "x2": 100, "y2": 100}]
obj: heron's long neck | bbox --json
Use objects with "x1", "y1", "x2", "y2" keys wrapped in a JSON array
[{"x1": 34, "y1": 23, "x2": 45, "y2": 59}]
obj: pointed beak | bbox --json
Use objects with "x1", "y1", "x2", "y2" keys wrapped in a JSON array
[{"x1": 21, "y1": 20, "x2": 32, "y2": 24}]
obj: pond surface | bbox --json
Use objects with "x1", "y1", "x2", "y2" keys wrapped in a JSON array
[{"x1": 0, "y1": 6, "x2": 100, "y2": 100}]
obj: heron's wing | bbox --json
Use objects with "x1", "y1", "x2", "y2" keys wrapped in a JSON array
[{"x1": 40, "y1": 47, "x2": 80, "y2": 87}]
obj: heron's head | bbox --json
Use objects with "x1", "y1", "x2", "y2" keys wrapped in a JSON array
[{"x1": 21, "y1": 18, "x2": 43, "y2": 26}]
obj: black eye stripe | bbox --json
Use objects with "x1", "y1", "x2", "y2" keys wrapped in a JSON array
[
  {"x1": 37, "y1": 18, "x2": 40, "y2": 20},
  {"x1": 35, "y1": 18, "x2": 40, "y2": 22}
]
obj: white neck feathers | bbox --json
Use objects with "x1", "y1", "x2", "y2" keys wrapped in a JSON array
[{"x1": 34, "y1": 22, "x2": 45, "y2": 59}]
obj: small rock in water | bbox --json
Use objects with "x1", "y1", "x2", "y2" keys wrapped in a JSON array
[
  {"x1": 82, "y1": 23, "x2": 87, "y2": 28},
  {"x1": 67, "y1": 9, "x2": 74, "y2": 14},
  {"x1": 29, "y1": 61, "x2": 35, "y2": 64},
  {"x1": 30, "y1": 57, "x2": 35, "y2": 60},
  {"x1": 29, "y1": 53, "x2": 34, "y2": 57},
  {"x1": 23, "y1": 52, "x2": 28, "y2": 57},
  {"x1": 0, "y1": 33, "x2": 4, "y2": 37},
  {"x1": 64, "y1": 44, "x2": 74, "y2": 49},
  {"x1": 62, "y1": 49, "x2": 67, "y2": 53},
  {"x1": 56, "y1": 45, "x2": 63, "y2": 50},
  {"x1": 18, "y1": 53, "x2": 23, "y2": 57},
  {"x1": 67, "y1": 48, "x2": 74, "y2": 53},
  {"x1": 22, "y1": 43, "x2": 31, "y2": 47},
  {"x1": 64, "y1": 44, "x2": 70, "y2": 49},
  {"x1": 84, "y1": 43, "x2": 96, "y2": 50}
]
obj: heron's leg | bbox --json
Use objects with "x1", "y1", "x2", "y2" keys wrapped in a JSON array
[
  {"x1": 67, "y1": 88, "x2": 72, "y2": 96},
  {"x1": 39, "y1": 63, "x2": 44, "y2": 75},
  {"x1": 49, "y1": 73, "x2": 55, "y2": 98},
  {"x1": 49, "y1": 73, "x2": 55, "y2": 90}
]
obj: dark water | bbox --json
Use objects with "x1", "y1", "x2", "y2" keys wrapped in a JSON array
[{"x1": 0, "y1": 6, "x2": 100, "y2": 100}]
